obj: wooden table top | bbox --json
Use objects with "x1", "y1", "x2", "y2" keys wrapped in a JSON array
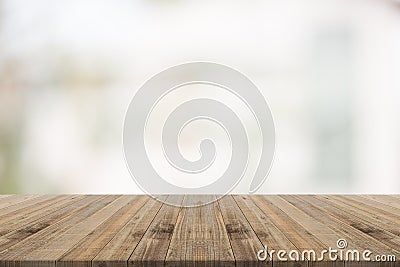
[{"x1": 0, "y1": 195, "x2": 398, "y2": 266}]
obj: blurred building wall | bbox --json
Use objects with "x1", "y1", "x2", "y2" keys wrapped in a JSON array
[{"x1": 0, "y1": 0, "x2": 399, "y2": 194}]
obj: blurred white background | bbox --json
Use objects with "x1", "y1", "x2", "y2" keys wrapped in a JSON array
[{"x1": 0, "y1": 0, "x2": 399, "y2": 194}]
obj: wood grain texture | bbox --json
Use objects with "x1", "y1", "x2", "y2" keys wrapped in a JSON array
[{"x1": 0, "y1": 195, "x2": 398, "y2": 267}]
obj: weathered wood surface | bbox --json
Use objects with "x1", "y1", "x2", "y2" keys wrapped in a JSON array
[{"x1": 0, "y1": 195, "x2": 398, "y2": 266}]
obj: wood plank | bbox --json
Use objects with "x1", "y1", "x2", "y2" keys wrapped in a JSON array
[
  {"x1": 360, "y1": 195, "x2": 400, "y2": 210},
  {"x1": 233, "y1": 195, "x2": 300, "y2": 265},
  {"x1": 58, "y1": 195, "x2": 149, "y2": 267},
  {"x1": 165, "y1": 195, "x2": 234, "y2": 266},
  {"x1": 0, "y1": 195, "x2": 118, "y2": 264},
  {"x1": 0, "y1": 195, "x2": 66, "y2": 226},
  {"x1": 252, "y1": 195, "x2": 325, "y2": 253},
  {"x1": 0, "y1": 195, "x2": 83, "y2": 237},
  {"x1": 0, "y1": 195, "x2": 88, "y2": 252},
  {"x1": 341, "y1": 195, "x2": 400, "y2": 218},
  {"x1": 282, "y1": 195, "x2": 400, "y2": 258},
  {"x1": 0, "y1": 195, "x2": 44, "y2": 218},
  {"x1": 0, "y1": 195, "x2": 397, "y2": 266},
  {"x1": 128, "y1": 195, "x2": 184, "y2": 267},
  {"x1": 312, "y1": 195, "x2": 400, "y2": 253},
  {"x1": 218, "y1": 195, "x2": 264, "y2": 266},
  {"x1": 270, "y1": 195, "x2": 342, "y2": 247},
  {"x1": 0, "y1": 195, "x2": 42, "y2": 211},
  {"x1": 92, "y1": 196, "x2": 166, "y2": 267},
  {"x1": 20, "y1": 195, "x2": 136, "y2": 265},
  {"x1": 326, "y1": 195, "x2": 400, "y2": 236},
  {"x1": 334, "y1": 195, "x2": 400, "y2": 219}
]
